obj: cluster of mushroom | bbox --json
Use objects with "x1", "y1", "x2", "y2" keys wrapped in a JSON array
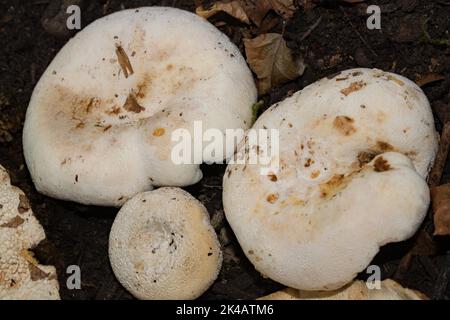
[
  {"x1": 19, "y1": 7, "x2": 256, "y2": 300},
  {"x1": 15, "y1": 6, "x2": 436, "y2": 300}
]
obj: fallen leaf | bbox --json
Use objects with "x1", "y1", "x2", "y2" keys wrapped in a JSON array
[
  {"x1": 428, "y1": 121, "x2": 450, "y2": 187},
  {"x1": 196, "y1": 0, "x2": 297, "y2": 26},
  {"x1": 415, "y1": 73, "x2": 445, "y2": 87},
  {"x1": 28, "y1": 262, "x2": 50, "y2": 281},
  {"x1": 431, "y1": 183, "x2": 450, "y2": 236},
  {"x1": 298, "y1": 0, "x2": 316, "y2": 11},
  {"x1": 243, "y1": 0, "x2": 297, "y2": 26},
  {"x1": 196, "y1": 1, "x2": 250, "y2": 24},
  {"x1": 409, "y1": 229, "x2": 438, "y2": 256},
  {"x1": 394, "y1": 229, "x2": 438, "y2": 279},
  {"x1": 245, "y1": 33, "x2": 305, "y2": 94}
]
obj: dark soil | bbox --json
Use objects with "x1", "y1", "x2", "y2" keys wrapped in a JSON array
[{"x1": 0, "y1": 0, "x2": 449, "y2": 300}]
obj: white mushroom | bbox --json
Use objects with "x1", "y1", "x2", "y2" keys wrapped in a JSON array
[
  {"x1": 258, "y1": 279, "x2": 426, "y2": 300},
  {"x1": 109, "y1": 187, "x2": 222, "y2": 300},
  {"x1": 223, "y1": 68, "x2": 438, "y2": 291},
  {"x1": 0, "y1": 165, "x2": 60, "y2": 300},
  {"x1": 23, "y1": 7, "x2": 256, "y2": 206}
]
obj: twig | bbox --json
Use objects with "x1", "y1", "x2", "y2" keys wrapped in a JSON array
[
  {"x1": 339, "y1": 6, "x2": 378, "y2": 57},
  {"x1": 300, "y1": 15, "x2": 322, "y2": 41},
  {"x1": 102, "y1": 0, "x2": 110, "y2": 15},
  {"x1": 30, "y1": 63, "x2": 36, "y2": 85},
  {"x1": 202, "y1": 184, "x2": 221, "y2": 188},
  {"x1": 428, "y1": 121, "x2": 450, "y2": 187}
]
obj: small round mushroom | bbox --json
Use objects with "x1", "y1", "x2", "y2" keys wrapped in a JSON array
[
  {"x1": 223, "y1": 68, "x2": 438, "y2": 291},
  {"x1": 23, "y1": 7, "x2": 256, "y2": 206},
  {"x1": 258, "y1": 279, "x2": 426, "y2": 300},
  {"x1": 109, "y1": 187, "x2": 222, "y2": 300},
  {"x1": 0, "y1": 165, "x2": 60, "y2": 300}
]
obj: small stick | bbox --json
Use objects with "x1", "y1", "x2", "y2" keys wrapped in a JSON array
[
  {"x1": 300, "y1": 15, "x2": 323, "y2": 41},
  {"x1": 115, "y1": 45, "x2": 134, "y2": 78},
  {"x1": 428, "y1": 121, "x2": 450, "y2": 187},
  {"x1": 339, "y1": 6, "x2": 378, "y2": 57},
  {"x1": 30, "y1": 63, "x2": 36, "y2": 84}
]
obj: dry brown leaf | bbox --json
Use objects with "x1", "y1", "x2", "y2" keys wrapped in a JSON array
[
  {"x1": 298, "y1": 0, "x2": 316, "y2": 11},
  {"x1": 195, "y1": 0, "x2": 297, "y2": 26},
  {"x1": 196, "y1": 0, "x2": 250, "y2": 24},
  {"x1": 431, "y1": 183, "x2": 450, "y2": 236},
  {"x1": 415, "y1": 73, "x2": 445, "y2": 87},
  {"x1": 243, "y1": 0, "x2": 297, "y2": 26},
  {"x1": 244, "y1": 33, "x2": 305, "y2": 95}
]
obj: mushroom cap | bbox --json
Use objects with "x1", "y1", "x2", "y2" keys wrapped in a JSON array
[
  {"x1": 0, "y1": 165, "x2": 60, "y2": 300},
  {"x1": 23, "y1": 7, "x2": 256, "y2": 206},
  {"x1": 109, "y1": 187, "x2": 222, "y2": 300},
  {"x1": 258, "y1": 279, "x2": 426, "y2": 300},
  {"x1": 223, "y1": 68, "x2": 436, "y2": 291}
]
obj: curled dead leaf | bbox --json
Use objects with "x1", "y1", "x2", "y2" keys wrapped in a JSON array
[
  {"x1": 196, "y1": 1, "x2": 250, "y2": 24},
  {"x1": 415, "y1": 73, "x2": 445, "y2": 87},
  {"x1": 245, "y1": 0, "x2": 297, "y2": 26},
  {"x1": 431, "y1": 183, "x2": 450, "y2": 236},
  {"x1": 244, "y1": 33, "x2": 305, "y2": 95},
  {"x1": 196, "y1": 0, "x2": 297, "y2": 26},
  {"x1": 28, "y1": 263, "x2": 50, "y2": 281}
]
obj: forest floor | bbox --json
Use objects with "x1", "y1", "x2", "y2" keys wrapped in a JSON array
[{"x1": 0, "y1": 0, "x2": 449, "y2": 299}]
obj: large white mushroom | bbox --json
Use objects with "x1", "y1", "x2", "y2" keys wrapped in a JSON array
[
  {"x1": 109, "y1": 187, "x2": 222, "y2": 300},
  {"x1": 23, "y1": 7, "x2": 256, "y2": 206},
  {"x1": 223, "y1": 68, "x2": 438, "y2": 291},
  {"x1": 258, "y1": 279, "x2": 426, "y2": 300},
  {"x1": 0, "y1": 165, "x2": 60, "y2": 300}
]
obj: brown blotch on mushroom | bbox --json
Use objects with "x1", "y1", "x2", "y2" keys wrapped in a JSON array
[
  {"x1": 266, "y1": 193, "x2": 279, "y2": 204},
  {"x1": 267, "y1": 174, "x2": 278, "y2": 182},
  {"x1": 18, "y1": 195, "x2": 30, "y2": 214},
  {"x1": 319, "y1": 174, "x2": 348, "y2": 199},
  {"x1": 377, "y1": 140, "x2": 394, "y2": 152},
  {"x1": 123, "y1": 93, "x2": 145, "y2": 113},
  {"x1": 136, "y1": 73, "x2": 153, "y2": 99},
  {"x1": 374, "y1": 157, "x2": 391, "y2": 172},
  {"x1": 85, "y1": 98, "x2": 96, "y2": 113},
  {"x1": 357, "y1": 151, "x2": 378, "y2": 167},
  {"x1": 0, "y1": 216, "x2": 25, "y2": 228},
  {"x1": 333, "y1": 116, "x2": 356, "y2": 136},
  {"x1": 310, "y1": 171, "x2": 320, "y2": 179},
  {"x1": 340, "y1": 81, "x2": 366, "y2": 96},
  {"x1": 107, "y1": 106, "x2": 122, "y2": 115},
  {"x1": 304, "y1": 158, "x2": 313, "y2": 167},
  {"x1": 153, "y1": 128, "x2": 166, "y2": 137}
]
